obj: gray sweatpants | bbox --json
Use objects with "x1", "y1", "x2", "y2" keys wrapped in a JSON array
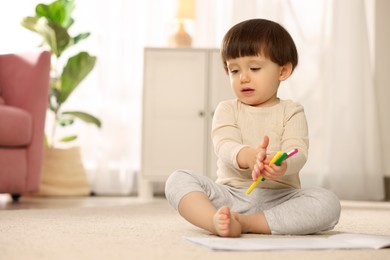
[{"x1": 165, "y1": 170, "x2": 341, "y2": 235}]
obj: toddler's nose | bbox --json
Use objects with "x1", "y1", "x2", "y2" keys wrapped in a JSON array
[{"x1": 240, "y1": 73, "x2": 250, "y2": 83}]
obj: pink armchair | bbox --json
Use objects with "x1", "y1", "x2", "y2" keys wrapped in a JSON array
[{"x1": 0, "y1": 50, "x2": 50, "y2": 201}]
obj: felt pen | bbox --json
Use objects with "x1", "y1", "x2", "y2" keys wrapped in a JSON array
[
  {"x1": 268, "y1": 151, "x2": 284, "y2": 166},
  {"x1": 246, "y1": 149, "x2": 298, "y2": 195},
  {"x1": 246, "y1": 151, "x2": 283, "y2": 195},
  {"x1": 286, "y1": 148, "x2": 298, "y2": 159},
  {"x1": 274, "y1": 152, "x2": 288, "y2": 166}
]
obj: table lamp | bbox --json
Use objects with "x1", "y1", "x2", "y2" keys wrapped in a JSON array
[{"x1": 169, "y1": 0, "x2": 195, "y2": 47}]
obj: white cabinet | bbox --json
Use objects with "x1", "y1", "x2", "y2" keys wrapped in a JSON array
[{"x1": 139, "y1": 48, "x2": 233, "y2": 199}]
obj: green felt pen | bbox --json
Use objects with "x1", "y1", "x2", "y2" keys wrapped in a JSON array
[{"x1": 274, "y1": 152, "x2": 287, "y2": 166}]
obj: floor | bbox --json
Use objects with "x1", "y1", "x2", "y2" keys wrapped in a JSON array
[{"x1": 2, "y1": 193, "x2": 390, "y2": 260}]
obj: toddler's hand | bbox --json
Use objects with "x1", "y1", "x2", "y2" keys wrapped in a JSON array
[
  {"x1": 261, "y1": 159, "x2": 287, "y2": 180},
  {"x1": 251, "y1": 136, "x2": 269, "y2": 180},
  {"x1": 251, "y1": 150, "x2": 266, "y2": 180}
]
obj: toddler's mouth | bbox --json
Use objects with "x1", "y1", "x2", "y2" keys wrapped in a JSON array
[{"x1": 241, "y1": 88, "x2": 255, "y2": 94}]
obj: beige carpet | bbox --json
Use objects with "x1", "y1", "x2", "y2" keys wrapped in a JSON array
[{"x1": 1, "y1": 198, "x2": 390, "y2": 260}]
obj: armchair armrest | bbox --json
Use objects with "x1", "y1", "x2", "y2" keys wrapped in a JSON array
[{"x1": 0, "y1": 105, "x2": 32, "y2": 147}]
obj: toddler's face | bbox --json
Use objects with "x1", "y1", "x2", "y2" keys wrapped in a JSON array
[{"x1": 226, "y1": 55, "x2": 284, "y2": 107}]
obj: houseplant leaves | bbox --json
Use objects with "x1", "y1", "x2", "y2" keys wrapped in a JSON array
[{"x1": 21, "y1": 0, "x2": 101, "y2": 147}]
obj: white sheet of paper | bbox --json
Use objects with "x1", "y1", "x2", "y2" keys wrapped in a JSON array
[{"x1": 184, "y1": 233, "x2": 390, "y2": 251}]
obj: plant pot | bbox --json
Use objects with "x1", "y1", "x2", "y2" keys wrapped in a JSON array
[{"x1": 38, "y1": 146, "x2": 90, "y2": 196}]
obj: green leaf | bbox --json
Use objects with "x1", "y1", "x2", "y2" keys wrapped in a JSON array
[
  {"x1": 62, "y1": 111, "x2": 102, "y2": 128},
  {"x1": 60, "y1": 0, "x2": 75, "y2": 28},
  {"x1": 49, "y1": 22, "x2": 71, "y2": 57},
  {"x1": 36, "y1": 2, "x2": 66, "y2": 26},
  {"x1": 58, "y1": 117, "x2": 74, "y2": 127},
  {"x1": 21, "y1": 16, "x2": 57, "y2": 55},
  {"x1": 66, "y1": 32, "x2": 91, "y2": 50},
  {"x1": 58, "y1": 52, "x2": 96, "y2": 103},
  {"x1": 58, "y1": 135, "x2": 78, "y2": 142},
  {"x1": 20, "y1": 16, "x2": 70, "y2": 57},
  {"x1": 35, "y1": 0, "x2": 75, "y2": 28},
  {"x1": 72, "y1": 32, "x2": 90, "y2": 45}
]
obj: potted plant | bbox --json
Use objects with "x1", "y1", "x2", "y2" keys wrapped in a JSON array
[{"x1": 21, "y1": 0, "x2": 101, "y2": 196}]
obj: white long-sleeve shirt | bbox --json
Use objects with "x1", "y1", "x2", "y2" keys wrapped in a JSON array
[{"x1": 211, "y1": 99, "x2": 309, "y2": 189}]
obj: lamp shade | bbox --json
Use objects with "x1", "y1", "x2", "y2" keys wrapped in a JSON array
[{"x1": 176, "y1": 0, "x2": 195, "y2": 20}]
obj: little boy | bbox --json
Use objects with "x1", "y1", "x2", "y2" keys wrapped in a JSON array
[{"x1": 165, "y1": 19, "x2": 340, "y2": 237}]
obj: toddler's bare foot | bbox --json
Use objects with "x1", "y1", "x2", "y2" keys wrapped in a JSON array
[{"x1": 212, "y1": 206, "x2": 242, "y2": 237}]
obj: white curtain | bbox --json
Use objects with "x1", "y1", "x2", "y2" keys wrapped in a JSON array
[
  {"x1": 323, "y1": 0, "x2": 384, "y2": 200},
  {"x1": 1, "y1": 0, "x2": 384, "y2": 200}
]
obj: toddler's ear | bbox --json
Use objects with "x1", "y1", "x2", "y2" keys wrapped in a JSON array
[{"x1": 279, "y1": 63, "x2": 293, "y2": 81}]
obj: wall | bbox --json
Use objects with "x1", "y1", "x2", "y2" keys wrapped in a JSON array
[{"x1": 376, "y1": 0, "x2": 390, "y2": 178}]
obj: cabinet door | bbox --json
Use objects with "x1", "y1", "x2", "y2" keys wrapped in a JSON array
[
  {"x1": 208, "y1": 50, "x2": 234, "y2": 180},
  {"x1": 142, "y1": 49, "x2": 208, "y2": 179}
]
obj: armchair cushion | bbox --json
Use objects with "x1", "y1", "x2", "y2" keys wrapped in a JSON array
[{"x1": 0, "y1": 105, "x2": 32, "y2": 147}]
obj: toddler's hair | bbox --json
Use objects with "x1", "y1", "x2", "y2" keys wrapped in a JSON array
[{"x1": 221, "y1": 19, "x2": 298, "y2": 73}]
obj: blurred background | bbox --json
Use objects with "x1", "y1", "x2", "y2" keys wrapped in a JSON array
[{"x1": 1, "y1": 0, "x2": 389, "y2": 200}]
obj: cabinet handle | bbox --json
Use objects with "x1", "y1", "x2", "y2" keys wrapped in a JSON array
[{"x1": 198, "y1": 111, "x2": 205, "y2": 117}]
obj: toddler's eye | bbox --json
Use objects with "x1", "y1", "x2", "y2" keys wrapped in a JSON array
[
  {"x1": 251, "y1": 67, "x2": 261, "y2": 71},
  {"x1": 229, "y1": 69, "x2": 239, "y2": 74}
]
